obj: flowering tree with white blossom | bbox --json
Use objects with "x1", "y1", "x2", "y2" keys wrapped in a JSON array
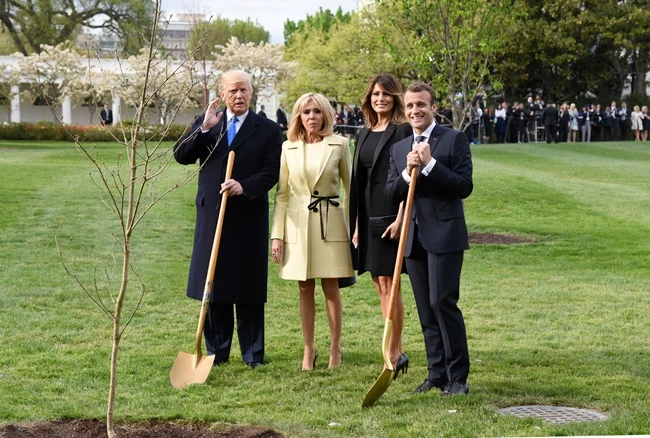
[
  {"x1": 12, "y1": 44, "x2": 85, "y2": 120},
  {"x1": 119, "y1": 50, "x2": 202, "y2": 124},
  {"x1": 212, "y1": 37, "x2": 294, "y2": 107}
]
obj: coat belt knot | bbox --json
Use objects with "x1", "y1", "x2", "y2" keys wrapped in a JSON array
[{"x1": 307, "y1": 195, "x2": 339, "y2": 240}]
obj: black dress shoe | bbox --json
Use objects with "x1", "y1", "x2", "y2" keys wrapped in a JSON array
[
  {"x1": 246, "y1": 362, "x2": 263, "y2": 369},
  {"x1": 213, "y1": 358, "x2": 228, "y2": 367},
  {"x1": 412, "y1": 378, "x2": 447, "y2": 394},
  {"x1": 393, "y1": 353, "x2": 409, "y2": 381},
  {"x1": 442, "y1": 380, "x2": 469, "y2": 395}
]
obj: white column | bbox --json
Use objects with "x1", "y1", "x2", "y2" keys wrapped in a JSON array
[
  {"x1": 62, "y1": 95, "x2": 72, "y2": 125},
  {"x1": 113, "y1": 96, "x2": 121, "y2": 124},
  {"x1": 10, "y1": 85, "x2": 20, "y2": 123}
]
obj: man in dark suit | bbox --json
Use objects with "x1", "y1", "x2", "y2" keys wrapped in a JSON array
[
  {"x1": 276, "y1": 102, "x2": 288, "y2": 131},
  {"x1": 174, "y1": 70, "x2": 282, "y2": 368},
  {"x1": 619, "y1": 101, "x2": 630, "y2": 140},
  {"x1": 542, "y1": 101, "x2": 559, "y2": 143},
  {"x1": 339, "y1": 104, "x2": 352, "y2": 137},
  {"x1": 100, "y1": 103, "x2": 113, "y2": 126},
  {"x1": 385, "y1": 82, "x2": 473, "y2": 395},
  {"x1": 257, "y1": 104, "x2": 267, "y2": 118}
]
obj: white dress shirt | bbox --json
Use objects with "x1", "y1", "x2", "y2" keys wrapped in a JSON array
[{"x1": 402, "y1": 121, "x2": 437, "y2": 183}]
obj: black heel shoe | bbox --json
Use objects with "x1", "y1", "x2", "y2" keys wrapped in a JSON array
[{"x1": 393, "y1": 353, "x2": 409, "y2": 381}]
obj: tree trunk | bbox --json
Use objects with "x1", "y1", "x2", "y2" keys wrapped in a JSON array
[
  {"x1": 106, "y1": 242, "x2": 129, "y2": 438},
  {"x1": 106, "y1": 124, "x2": 137, "y2": 438},
  {"x1": 633, "y1": 55, "x2": 648, "y2": 96}
]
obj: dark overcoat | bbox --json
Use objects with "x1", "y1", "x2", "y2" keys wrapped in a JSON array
[
  {"x1": 349, "y1": 123, "x2": 412, "y2": 271},
  {"x1": 174, "y1": 109, "x2": 282, "y2": 303}
]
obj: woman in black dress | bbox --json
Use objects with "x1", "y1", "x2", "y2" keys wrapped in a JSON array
[{"x1": 350, "y1": 73, "x2": 412, "y2": 377}]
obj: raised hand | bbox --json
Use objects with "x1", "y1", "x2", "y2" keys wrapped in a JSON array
[{"x1": 201, "y1": 97, "x2": 223, "y2": 131}]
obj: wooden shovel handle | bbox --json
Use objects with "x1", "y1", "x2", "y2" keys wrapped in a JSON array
[
  {"x1": 194, "y1": 151, "x2": 235, "y2": 357},
  {"x1": 386, "y1": 167, "x2": 418, "y2": 327}
]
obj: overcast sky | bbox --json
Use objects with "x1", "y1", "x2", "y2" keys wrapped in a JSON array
[{"x1": 160, "y1": 0, "x2": 361, "y2": 44}]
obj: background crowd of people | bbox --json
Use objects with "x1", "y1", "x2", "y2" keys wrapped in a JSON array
[
  {"x1": 456, "y1": 97, "x2": 650, "y2": 144},
  {"x1": 328, "y1": 94, "x2": 650, "y2": 145}
]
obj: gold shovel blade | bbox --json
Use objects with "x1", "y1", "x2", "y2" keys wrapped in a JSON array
[
  {"x1": 362, "y1": 368, "x2": 395, "y2": 407},
  {"x1": 169, "y1": 351, "x2": 215, "y2": 389}
]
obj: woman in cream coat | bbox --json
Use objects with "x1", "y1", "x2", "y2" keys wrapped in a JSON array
[{"x1": 271, "y1": 92, "x2": 353, "y2": 370}]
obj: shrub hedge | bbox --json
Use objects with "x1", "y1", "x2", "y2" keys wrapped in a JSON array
[{"x1": 0, "y1": 121, "x2": 190, "y2": 142}]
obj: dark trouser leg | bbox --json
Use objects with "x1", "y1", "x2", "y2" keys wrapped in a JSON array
[
  {"x1": 620, "y1": 121, "x2": 628, "y2": 140},
  {"x1": 235, "y1": 303, "x2": 265, "y2": 364},
  {"x1": 406, "y1": 241, "x2": 446, "y2": 383},
  {"x1": 429, "y1": 251, "x2": 469, "y2": 382},
  {"x1": 205, "y1": 302, "x2": 234, "y2": 363},
  {"x1": 545, "y1": 125, "x2": 558, "y2": 143},
  {"x1": 406, "y1": 234, "x2": 469, "y2": 383}
]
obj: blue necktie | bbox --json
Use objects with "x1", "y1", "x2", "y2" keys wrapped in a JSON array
[{"x1": 227, "y1": 116, "x2": 238, "y2": 146}]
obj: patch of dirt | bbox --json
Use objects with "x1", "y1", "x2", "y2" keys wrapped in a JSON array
[
  {"x1": 469, "y1": 232, "x2": 536, "y2": 245},
  {"x1": 0, "y1": 419, "x2": 284, "y2": 438}
]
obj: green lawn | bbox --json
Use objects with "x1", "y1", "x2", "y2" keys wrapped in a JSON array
[{"x1": 1, "y1": 140, "x2": 649, "y2": 437}]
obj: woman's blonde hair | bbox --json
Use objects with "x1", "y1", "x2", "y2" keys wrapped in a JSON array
[{"x1": 287, "y1": 93, "x2": 335, "y2": 142}]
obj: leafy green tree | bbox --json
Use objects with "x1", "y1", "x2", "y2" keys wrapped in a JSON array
[
  {"x1": 0, "y1": 31, "x2": 17, "y2": 55},
  {"x1": 283, "y1": 7, "x2": 352, "y2": 46},
  {"x1": 187, "y1": 16, "x2": 269, "y2": 60},
  {"x1": 0, "y1": 0, "x2": 155, "y2": 56},
  {"x1": 231, "y1": 18, "x2": 270, "y2": 44},
  {"x1": 376, "y1": 0, "x2": 516, "y2": 129},
  {"x1": 282, "y1": 11, "x2": 406, "y2": 106},
  {"x1": 497, "y1": 0, "x2": 650, "y2": 103}
]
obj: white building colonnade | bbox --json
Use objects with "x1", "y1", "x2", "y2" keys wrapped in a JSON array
[{"x1": 0, "y1": 55, "x2": 281, "y2": 127}]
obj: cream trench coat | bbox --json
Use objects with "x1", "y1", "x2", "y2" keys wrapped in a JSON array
[{"x1": 271, "y1": 134, "x2": 354, "y2": 281}]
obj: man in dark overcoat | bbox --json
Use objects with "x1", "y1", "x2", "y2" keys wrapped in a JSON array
[
  {"x1": 276, "y1": 102, "x2": 288, "y2": 131},
  {"x1": 542, "y1": 101, "x2": 559, "y2": 143},
  {"x1": 174, "y1": 70, "x2": 282, "y2": 368},
  {"x1": 385, "y1": 82, "x2": 473, "y2": 395}
]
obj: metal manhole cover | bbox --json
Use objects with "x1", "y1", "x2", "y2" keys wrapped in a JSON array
[{"x1": 499, "y1": 405, "x2": 608, "y2": 424}]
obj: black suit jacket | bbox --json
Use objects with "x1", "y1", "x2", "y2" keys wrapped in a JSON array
[
  {"x1": 542, "y1": 106, "x2": 558, "y2": 127},
  {"x1": 385, "y1": 124, "x2": 473, "y2": 256},
  {"x1": 276, "y1": 107, "x2": 288, "y2": 129},
  {"x1": 100, "y1": 109, "x2": 113, "y2": 125},
  {"x1": 174, "y1": 109, "x2": 282, "y2": 303},
  {"x1": 350, "y1": 123, "x2": 412, "y2": 269},
  {"x1": 350, "y1": 124, "x2": 412, "y2": 232}
]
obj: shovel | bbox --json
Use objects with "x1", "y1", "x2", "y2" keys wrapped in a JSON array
[
  {"x1": 362, "y1": 166, "x2": 418, "y2": 407},
  {"x1": 170, "y1": 150, "x2": 235, "y2": 389}
]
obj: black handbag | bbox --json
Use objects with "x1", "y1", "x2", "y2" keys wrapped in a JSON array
[
  {"x1": 369, "y1": 215, "x2": 397, "y2": 238},
  {"x1": 338, "y1": 275, "x2": 356, "y2": 288}
]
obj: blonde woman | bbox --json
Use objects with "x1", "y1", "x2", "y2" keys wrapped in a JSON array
[
  {"x1": 271, "y1": 93, "x2": 353, "y2": 370},
  {"x1": 568, "y1": 103, "x2": 579, "y2": 142},
  {"x1": 642, "y1": 106, "x2": 649, "y2": 141},
  {"x1": 631, "y1": 105, "x2": 643, "y2": 141}
]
